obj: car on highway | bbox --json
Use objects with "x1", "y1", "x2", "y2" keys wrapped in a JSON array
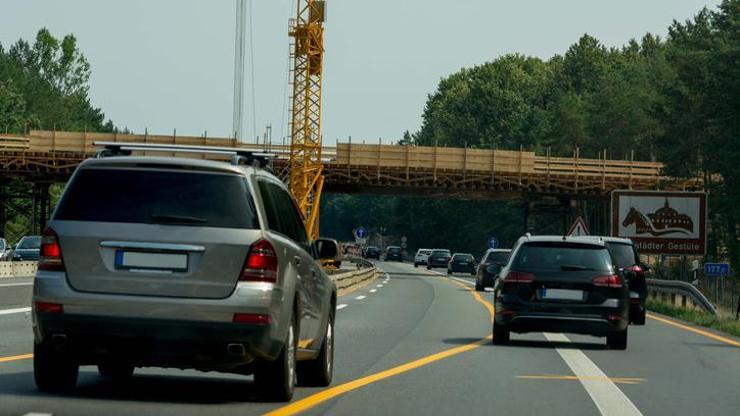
[
  {"x1": 364, "y1": 246, "x2": 381, "y2": 260},
  {"x1": 492, "y1": 235, "x2": 630, "y2": 349},
  {"x1": 447, "y1": 253, "x2": 476, "y2": 275},
  {"x1": 475, "y1": 248, "x2": 511, "y2": 291},
  {"x1": 426, "y1": 249, "x2": 451, "y2": 270},
  {"x1": 413, "y1": 248, "x2": 432, "y2": 267},
  {"x1": 385, "y1": 246, "x2": 403, "y2": 262},
  {"x1": 0, "y1": 238, "x2": 11, "y2": 261},
  {"x1": 597, "y1": 237, "x2": 648, "y2": 325},
  {"x1": 12, "y1": 235, "x2": 41, "y2": 261},
  {"x1": 31, "y1": 144, "x2": 339, "y2": 401}
]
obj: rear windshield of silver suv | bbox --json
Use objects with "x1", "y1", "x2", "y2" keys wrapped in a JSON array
[{"x1": 55, "y1": 168, "x2": 259, "y2": 229}]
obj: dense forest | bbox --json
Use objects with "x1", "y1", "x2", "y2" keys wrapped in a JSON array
[{"x1": 321, "y1": 1, "x2": 739, "y2": 269}]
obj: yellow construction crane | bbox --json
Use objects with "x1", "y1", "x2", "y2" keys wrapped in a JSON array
[{"x1": 288, "y1": 0, "x2": 326, "y2": 240}]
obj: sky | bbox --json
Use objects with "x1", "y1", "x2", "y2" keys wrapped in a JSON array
[{"x1": 0, "y1": 0, "x2": 722, "y2": 145}]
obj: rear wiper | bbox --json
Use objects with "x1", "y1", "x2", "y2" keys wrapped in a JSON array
[
  {"x1": 561, "y1": 265, "x2": 596, "y2": 271},
  {"x1": 150, "y1": 215, "x2": 207, "y2": 224}
]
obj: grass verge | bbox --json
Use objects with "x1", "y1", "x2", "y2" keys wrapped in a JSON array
[{"x1": 647, "y1": 299, "x2": 740, "y2": 338}]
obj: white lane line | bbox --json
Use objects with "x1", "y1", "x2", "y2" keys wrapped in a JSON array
[
  {"x1": 336, "y1": 304, "x2": 348, "y2": 311},
  {"x1": 355, "y1": 295, "x2": 366, "y2": 300},
  {"x1": 376, "y1": 284, "x2": 383, "y2": 288},
  {"x1": 0, "y1": 282, "x2": 33, "y2": 288},
  {"x1": 0, "y1": 307, "x2": 31, "y2": 316},
  {"x1": 543, "y1": 333, "x2": 643, "y2": 416},
  {"x1": 369, "y1": 289, "x2": 377, "y2": 293},
  {"x1": 23, "y1": 413, "x2": 53, "y2": 416},
  {"x1": 448, "y1": 275, "x2": 474, "y2": 286}
]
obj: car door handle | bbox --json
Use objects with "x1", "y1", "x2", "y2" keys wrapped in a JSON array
[{"x1": 294, "y1": 256, "x2": 302, "y2": 267}]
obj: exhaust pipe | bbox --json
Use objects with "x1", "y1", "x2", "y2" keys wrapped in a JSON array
[{"x1": 227, "y1": 343, "x2": 246, "y2": 356}]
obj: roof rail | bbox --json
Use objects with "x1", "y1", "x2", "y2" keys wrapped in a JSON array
[{"x1": 92, "y1": 141, "x2": 276, "y2": 169}]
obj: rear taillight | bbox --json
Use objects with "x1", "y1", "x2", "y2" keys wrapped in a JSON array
[
  {"x1": 240, "y1": 239, "x2": 278, "y2": 283},
  {"x1": 625, "y1": 265, "x2": 645, "y2": 279},
  {"x1": 233, "y1": 313, "x2": 271, "y2": 325},
  {"x1": 38, "y1": 228, "x2": 64, "y2": 272},
  {"x1": 504, "y1": 271, "x2": 535, "y2": 283},
  {"x1": 34, "y1": 301, "x2": 63, "y2": 314},
  {"x1": 592, "y1": 274, "x2": 623, "y2": 288}
]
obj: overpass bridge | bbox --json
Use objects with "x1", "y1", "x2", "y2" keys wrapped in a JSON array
[{"x1": 1, "y1": 130, "x2": 702, "y2": 239}]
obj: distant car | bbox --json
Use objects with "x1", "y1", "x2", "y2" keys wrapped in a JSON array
[
  {"x1": 364, "y1": 246, "x2": 381, "y2": 260},
  {"x1": 12, "y1": 235, "x2": 41, "y2": 261},
  {"x1": 385, "y1": 246, "x2": 403, "y2": 262},
  {"x1": 493, "y1": 235, "x2": 630, "y2": 350},
  {"x1": 475, "y1": 249, "x2": 511, "y2": 291},
  {"x1": 584, "y1": 237, "x2": 647, "y2": 325},
  {"x1": 447, "y1": 253, "x2": 476, "y2": 275},
  {"x1": 414, "y1": 249, "x2": 432, "y2": 267},
  {"x1": 0, "y1": 238, "x2": 11, "y2": 261},
  {"x1": 426, "y1": 249, "x2": 451, "y2": 270}
]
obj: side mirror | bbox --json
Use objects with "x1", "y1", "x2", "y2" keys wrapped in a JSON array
[{"x1": 315, "y1": 238, "x2": 338, "y2": 260}]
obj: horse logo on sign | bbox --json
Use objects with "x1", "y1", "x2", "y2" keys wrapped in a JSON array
[{"x1": 622, "y1": 199, "x2": 693, "y2": 237}]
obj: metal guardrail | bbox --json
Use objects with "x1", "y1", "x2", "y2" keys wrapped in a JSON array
[
  {"x1": 0, "y1": 261, "x2": 38, "y2": 278},
  {"x1": 647, "y1": 278, "x2": 717, "y2": 315}
]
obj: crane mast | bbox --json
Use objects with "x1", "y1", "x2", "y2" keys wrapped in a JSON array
[{"x1": 288, "y1": 0, "x2": 326, "y2": 240}]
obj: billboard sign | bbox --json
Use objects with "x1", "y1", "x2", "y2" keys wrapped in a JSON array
[{"x1": 611, "y1": 191, "x2": 706, "y2": 255}]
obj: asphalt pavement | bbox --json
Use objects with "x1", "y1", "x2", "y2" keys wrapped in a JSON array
[{"x1": 0, "y1": 262, "x2": 738, "y2": 416}]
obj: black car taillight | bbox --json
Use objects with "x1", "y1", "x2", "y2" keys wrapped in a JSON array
[
  {"x1": 592, "y1": 274, "x2": 622, "y2": 288},
  {"x1": 38, "y1": 228, "x2": 65, "y2": 272},
  {"x1": 504, "y1": 271, "x2": 535, "y2": 283},
  {"x1": 625, "y1": 265, "x2": 645, "y2": 279},
  {"x1": 240, "y1": 239, "x2": 278, "y2": 283}
]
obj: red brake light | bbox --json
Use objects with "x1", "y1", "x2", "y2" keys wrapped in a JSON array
[
  {"x1": 626, "y1": 265, "x2": 645, "y2": 279},
  {"x1": 38, "y1": 228, "x2": 64, "y2": 272},
  {"x1": 35, "y1": 301, "x2": 63, "y2": 314},
  {"x1": 592, "y1": 274, "x2": 622, "y2": 288},
  {"x1": 504, "y1": 271, "x2": 535, "y2": 283},
  {"x1": 240, "y1": 239, "x2": 278, "y2": 283}
]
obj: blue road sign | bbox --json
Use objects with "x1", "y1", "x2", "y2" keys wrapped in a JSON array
[
  {"x1": 704, "y1": 263, "x2": 730, "y2": 277},
  {"x1": 488, "y1": 237, "x2": 499, "y2": 249},
  {"x1": 355, "y1": 227, "x2": 368, "y2": 239}
]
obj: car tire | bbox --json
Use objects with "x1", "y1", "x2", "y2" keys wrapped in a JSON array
[
  {"x1": 607, "y1": 328, "x2": 628, "y2": 350},
  {"x1": 447, "y1": 269, "x2": 452, "y2": 275},
  {"x1": 414, "y1": 263, "x2": 418, "y2": 268},
  {"x1": 426, "y1": 265, "x2": 431, "y2": 270},
  {"x1": 475, "y1": 281, "x2": 484, "y2": 291},
  {"x1": 34, "y1": 341, "x2": 79, "y2": 392},
  {"x1": 298, "y1": 311, "x2": 334, "y2": 387},
  {"x1": 98, "y1": 360, "x2": 135, "y2": 381},
  {"x1": 255, "y1": 314, "x2": 296, "y2": 402},
  {"x1": 492, "y1": 321, "x2": 510, "y2": 345}
]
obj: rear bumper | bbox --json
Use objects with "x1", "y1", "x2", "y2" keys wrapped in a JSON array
[
  {"x1": 451, "y1": 264, "x2": 475, "y2": 273},
  {"x1": 32, "y1": 270, "x2": 287, "y2": 366},
  {"x1": 427, "y1": 261, "x2": 448, "y2": 268},
  {"x1": 35, "y1": 313, "x2": 277, "y2": 372},
  {"x1": 495, "y1": 297, "x2": 628, "y2": 335},
  {"x1": 479, "y1": 272, "x2": 496, "y2": 287}
]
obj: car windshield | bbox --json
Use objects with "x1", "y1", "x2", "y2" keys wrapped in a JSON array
[
  {"x1": 512, "y1": 243, "x2": 612, "y2": 273},
  {"x1": 431, "y1": 250, "x2": 450, "y2": 257},
  {"x1": 606, "y1": 242, "x2": 637, "y2": 269},
  {"x1": 55, "y1": 168, "x2": 259, "y2": 229},
  {"x1": 17, "y1": 236, "x2": 41, "y2": 250}
]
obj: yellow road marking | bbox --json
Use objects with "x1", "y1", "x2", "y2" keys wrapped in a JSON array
[
  {"x1": 516, "y1": 375, "x2": 646, "y2": 385},
  {"x1": 0, "y1": 353, "x2": 33, "y2": 363},
  {"x1": 264, "y1": 273, "x2": 494, "y2": 416},
  {"x1": 647, "y1": 313, "x2": 740, "y2": 348},
  {"x1": 297, "y1": 339, "x2": 314, "y2": 349}
]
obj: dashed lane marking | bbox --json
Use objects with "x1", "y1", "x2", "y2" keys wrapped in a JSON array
[
  {"x1": 336, "y1": 304, "x2": 348, "y2": 311},
  {"x1": 354, "y1": 295, "x2": 366, "y2": 300},
  {"x1": 516, "y1": 375, "x2": 646, "y2": 385},
  {"x1": 543, "y1": 333, "x2": 643, "y2": 416},
  {"x1": 0, "y1": 307, "x2": 31, "y2": 316},
  {"x1": 369, "y1": 289, "x2": 377, "y2": 293},
  {"x1": 0, "y1": 282, "x2": 34, "y2": 288}
]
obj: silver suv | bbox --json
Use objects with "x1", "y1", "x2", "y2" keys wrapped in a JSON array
[{"x1": 32, "y1": 143, "x2": 338, "y2": 401}]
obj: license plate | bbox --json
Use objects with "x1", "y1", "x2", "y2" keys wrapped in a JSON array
[
  {"x1": 540, "y1": 288, "x2": 584, "y2": 301},
  {"x1": 115, "y1": 251, "x2": 188, "y2": 272}
]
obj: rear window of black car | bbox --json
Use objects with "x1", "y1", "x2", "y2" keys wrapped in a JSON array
[
  {"x1": 512, "y1": 242, "x2": 612, "y2": 273},
  {"x1": 484, "y1": 251, "x2": 510, "y2": 264},
  {"x1": 454, "y1": 254, "x2": 473, "y2": 261},
  {"x1": 431, "y1": 250, "x2": 450, "y2": 257},
  {"x1": 18, "y1": 236, "x2": 41, "y2": 249},
  {"x1": 606, "y1": 242, "x2": 637, "y2": 269},
  {"x1": 388, "y1": 247, "x2": 401, "y2": 253},
  {"x1": 55, "y1": 168, "x2": 259, "y2": 229}
]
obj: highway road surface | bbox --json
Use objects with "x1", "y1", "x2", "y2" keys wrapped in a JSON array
[{"x1": 1, "y1": 262, "x2": 739, "y2": 416}]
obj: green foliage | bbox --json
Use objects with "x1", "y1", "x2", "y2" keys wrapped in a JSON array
[{"x1": 647, "y1": 299, "x2": 740, "y2": 338}]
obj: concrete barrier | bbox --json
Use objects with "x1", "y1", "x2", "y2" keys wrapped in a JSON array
[{"x1": 0, "y1": 261, "x2": 38, "y2": 278}]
